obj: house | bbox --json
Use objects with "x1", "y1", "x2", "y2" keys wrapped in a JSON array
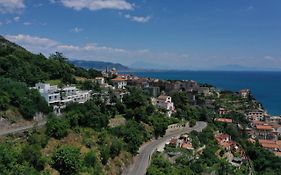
[
  {"x1": 155, "y1": 95, "x2": 176, "y2": 117},
  {"x1": 35, "y1": 83, "x2": 91, "y2": 114},
  {"x1": 259, "y1": 139, "x2": 280, "y2": 152},
  {"x1": 102, "y1": 67, "x2": 118, "y2": 78},
  {"x1": 214, "y1": 118, "x2": 233, "y2": 123},
  {"x1": 113, "y1": 89, "x2": 129, "y2": 103},
  {"x1": 218, "y1": 107, "x2": 229, "y2": 115},
  {"x1": 267, "y1": 116, "x2": 281, "y2": 123},
  {"x1": 255, "y1": 124, "x2": 275, "y2": 139},
  {"x1": 181, "y1": 142, "x2": 194, "y2": 150},
  {"x1": 61, "y1": 86, "x2": 91, "y2": 104},
  {"x1": 239, "y1": 89, "x2": 250, "y2": 98},
  {"x1": 198, "y1": 87, "x2": 211, "y2": 96},
  {"x1": 246, "y1": 109, "x2": 266, "y2": 121},
  {"x1": 112, "y1": 77, "x2": 127, "y2": 89},
  {"x1": 215, "y1": 133, "x2": 231, "y2": 144},
  {"x1": 35, "y1": 83, "x2": 61, "y2": 104},
  {"x1": 95, "y1": 77, "x2": 105, "y2": 85}
]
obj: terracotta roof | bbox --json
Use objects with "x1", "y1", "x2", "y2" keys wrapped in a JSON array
[
  {"x1": 112, "y1": 77, "x2": 126, "y2": 81},
  {"x1": 215, "y1": 118, "x2": 233, "y2": 123},
  {"x1": 215, "y1": 134, "x2": 230, "y2": 143},
  {"x1": 181, "y1": 142, "x2": 193, "y2": 149},
  {"x1": 256, "y1": 125, "x2": 273, "y2": 130},
  {"x1": 260, "y1": 143, "x2": 279, "y2": 149},
  {"x1": 277, "y1": 140, "x2": 281, "y2": 147},
  {"x1": 274, "y1": 152, "x2": 281, "y2": 157},
  {"x1": 259, "y1": 139, "x2": 276, "y2": 145},
  {"x1": 222, "y1": 142, "x2": 233, "y2": 148}
]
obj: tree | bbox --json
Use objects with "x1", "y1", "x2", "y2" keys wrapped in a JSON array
[
  {"x1": 84, "y1": 151, "x2": 97, "y2": 168},
  {"x1": 21, "y1": 145, "x2": 46, "y2": 171},
  {"x1": 51, "y1": 145, "x2": 82, "y2": 175},
  {"x1": 189, "y1": 119, "x2": 196, "y2": 127},
  {"x1": 100, "y1": 146, "x2": 110, "y2": 165},
  {"x1": 110, "y1": 138, "x2": 122, "y2": 158},
  {"x1": 46, "y1": 115, "x2": 70, "y2": 139}
]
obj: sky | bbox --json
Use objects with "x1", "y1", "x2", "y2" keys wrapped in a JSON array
[{"x1": 1, "y1": 0, "x2": 281, "y2": 70}]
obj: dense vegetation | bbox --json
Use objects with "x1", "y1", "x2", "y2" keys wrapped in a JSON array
[
  {"x1": 0, "y1": 36, "x2": 101, "y2": 86},
  {"x1": 0, "y1": 78, "x2": 51, "y2": 120},
  {"x1": 0, "y1": 36, "x2": 101, "y2": 120},
  {"x1": 0, "y1": 36, "x2": 280, "y2": 175}
]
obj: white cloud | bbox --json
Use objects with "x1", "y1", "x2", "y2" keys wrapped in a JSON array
[
  {"x1": 71, "y1": 27, "x2": 83, "y2": 33},
  {"x1": 57, "y1": 0, "x2": 134, "y2": 11},
  {"x1": 0, "y1": 0, "x2": 25, "y2": 13},
  {"x1": 23, "y1": 22, "x2": 32, "y2": 26},
  {"x1": 4, "y1": 34, "x2": 59, "y2": 48},
  {"x1": 3, "y1": 34, "x2": 188, "y2": 68},
  {"x1": 124, "y1": 14, "x2": 151, "y2": 23},
  {"x1": 13, "y1": 16, "x2": 20, "y2": 22}
]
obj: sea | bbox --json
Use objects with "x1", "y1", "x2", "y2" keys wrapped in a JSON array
[{"x1": 126, "y1": 71, "x2": 281, "y2": 116}]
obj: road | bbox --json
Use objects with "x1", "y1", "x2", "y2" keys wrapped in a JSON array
[
  {"x1": 123, "y1": 121, "x2": 207, "y2": 175},
  {"x1": 0, "y1": 121, "x2": 46, "y2": 137}
]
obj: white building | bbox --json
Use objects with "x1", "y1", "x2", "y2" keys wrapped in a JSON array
[
  {"x1": 155, "y1": 95, "x2": 176, "y2": 117},
  {"x1": 246, "y1": 109, "x2": 267, "y2": 121},
  {"x1": 95, "y1": 77, "x2": 105, "y2": 85},
  {"x1": 35, "y1": 83, "x2": 61, "y2": 104},
  {"x1": 35, "y1": 83, "x2": 91, "y2": 114},
  {"x1": 112, "y1": 77, "x2": 127, "y2": 89}
]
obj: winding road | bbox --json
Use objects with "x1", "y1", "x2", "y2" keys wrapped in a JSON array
[
  {"x1": 123, "y1": 121, "x2": 207, "y2": 175},
  {"x1": 0, "y1": 121, "x2": 46, "y2": 137}
]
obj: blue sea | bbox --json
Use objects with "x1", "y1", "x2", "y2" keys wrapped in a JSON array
[{"x1": 128, "y1": 71, "x2": 281, "y2": 115}]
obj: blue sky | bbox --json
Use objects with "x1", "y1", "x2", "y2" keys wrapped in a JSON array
[{"x1": 1, "y1": 0, "x2": 281, "y2": 70}]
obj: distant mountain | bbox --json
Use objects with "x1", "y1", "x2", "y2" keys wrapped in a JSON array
[{"x1": 70, "y1": 60, "x2": 129, "y2": 71}]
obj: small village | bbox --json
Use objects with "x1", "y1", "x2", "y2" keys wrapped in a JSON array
[{"x1": 32, "y1": 67, "x2": 281, "y2": 172}]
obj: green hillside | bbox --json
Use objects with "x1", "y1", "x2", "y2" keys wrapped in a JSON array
[
  {"x1": 0, "y1": 35, "x2": 101, "y2": 86},
  {"x1": 0, "y1": 36, "x2": 101, "y2": 121}
]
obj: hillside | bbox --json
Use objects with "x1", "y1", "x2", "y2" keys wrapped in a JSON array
[
  {"x1": 0, "y1": 35, "x2": 101, "y2": 86},
  {"x1": 0, "y1": 35, "x2": 101, "y2": 121},
  {"x1": 70, "y1": 60, "x2": 129, "y2": 71}
]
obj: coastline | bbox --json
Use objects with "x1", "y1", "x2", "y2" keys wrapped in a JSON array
[{"x1": 123, "y1": 70, "x2": 281, "y2": 116}]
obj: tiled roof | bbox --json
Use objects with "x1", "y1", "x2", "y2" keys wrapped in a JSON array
[
  {"x1": 256, "y1": 125, "x2": 273, "y2": 130},
  {"x1": 112, "y1": 77, "x2": 126, "y2": 81},
  {"x1": 215, "y1": 118, "x2": 233, "y2": 123},
  {"x1": 181, "y1": 142, "x2": 193, "y2": 149},
  {"x1": 259, "y1": 139, "x2": 276, "y2": 145},
  {"x1": 215, "y1": 134, "x2": 230, "y2": 143},
  {"x1": 260, "y1": 143, "x2": 279, "y2": 149}
]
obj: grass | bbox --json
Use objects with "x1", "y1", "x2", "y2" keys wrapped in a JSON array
[{"x1": 44, "y1": 79, "x2": 62, "y2": 85}]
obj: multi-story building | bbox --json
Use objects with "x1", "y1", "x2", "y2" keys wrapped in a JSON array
[
  {"x1": 112, "y1": 77, "x2": 127, "y2": 89},
  {"x1": 35, "y1": 83, "x2": 91, "y2": 114},
  {"x1": 246, "y1": 109, "x2": 267, "y2": 121},
  {"x1": 239, "y1": 89, "x2": 250, "y2": 98},
  {"x1": 154, "y1": 95, "x2": 176, "y2": 117},
  {"x1": 95, "y1": 77, "x2": 105, "y2": 85}
]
